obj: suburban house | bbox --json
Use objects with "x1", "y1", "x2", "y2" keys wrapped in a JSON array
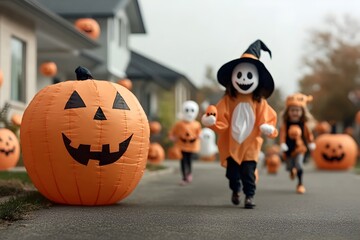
[{"x1": 0, "y1": 0, "x2": 196, "y2": 128}]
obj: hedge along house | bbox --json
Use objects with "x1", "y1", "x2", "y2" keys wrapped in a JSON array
[{"x1": 0, "y1": 0, "x2": 98, "y2": 121}]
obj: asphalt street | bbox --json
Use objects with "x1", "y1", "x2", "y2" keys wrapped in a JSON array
[{"x1": 1, "y1": 160, "x2": 359, "y2": 240}]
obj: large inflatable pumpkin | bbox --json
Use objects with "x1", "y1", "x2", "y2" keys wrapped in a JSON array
[
  {"x1": 312, "y1": 134, "x2": 357, "y2": 170},
  {"x1": 0, "y1": 128, "x2": 20, "y2": 170},
  {"x1": 20, "y1": 67, "x2": 149, "y2": 205}
]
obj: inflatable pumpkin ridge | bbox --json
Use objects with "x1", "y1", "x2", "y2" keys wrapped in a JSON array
[{"x1": 75, "y1": 66, "x2": 93, "y2": 80}]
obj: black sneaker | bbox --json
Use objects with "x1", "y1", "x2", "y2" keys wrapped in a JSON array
[
  {"x1": 231, "y1": 192, "x2": 240, "y2": 205},
  {"x1": 244, "y1": 196, "x2": 256, "y2": 209}
]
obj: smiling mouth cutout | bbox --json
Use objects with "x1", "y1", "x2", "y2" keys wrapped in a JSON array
[
  {"x1": 180, "y1": 138, "x2": 196, "y2": 144},
  {"x1": 237, "y1": 82, "x2": 253, "y2": 91},
  {"x1": 62, "y1": 133, "x2": 133, "y2": 166},
  {"x1": 321, "y1": 153, "x2": 345, "y2": 162},
  {"x1": 0, "y1": 147, "x2": 16, "y2": 156}
]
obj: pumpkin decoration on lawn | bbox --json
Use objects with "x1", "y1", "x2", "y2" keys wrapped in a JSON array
[
  {"x1": 20, "y1": 66, "x2": 150, "y2": 205},
  {"x1": 314, "y1": 121, "x2": 331, "y2": 135},
  {"x1": 40, "y1": 61, "x2": 57, "y2": 77},
  {"x1": 148, "y1": 143, "x2": 165, "y2": 164},
  {"x1": 312, "y1": 134, "x2": 357, "y2": 170},
  {"x1": 149, "y1": 121, "x2": 162, "y2": 135},
  {"x1": 0, "y1": 69, "x2": 3, "y2": 88},
  {"x1": 11, "y1": 114, "x2": 22, "y2": 127},
  {"x1": 117, "y1": 78, "x2": 133, "y2": 91},
  {"x1": 167, "y1": 145, "x2": 182, "y2": 160},
  {"x1": 0, "y1": 128, "x2": 20, "y2": 170},
  {"x1": 75, "y1": 18, "x2": 100, "y2": 40}
]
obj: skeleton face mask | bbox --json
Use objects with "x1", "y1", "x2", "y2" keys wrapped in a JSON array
[
  {"x1": 182, "y1": 100, "x2": 199, "y2": 122},
  {"x1": 231, "y1": 63, "x2": 259, "y2": 94}
]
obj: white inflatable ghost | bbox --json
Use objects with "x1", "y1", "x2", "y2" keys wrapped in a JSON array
[{"x1": 199, "y1": 127, "x2": 218, "y2": 161}]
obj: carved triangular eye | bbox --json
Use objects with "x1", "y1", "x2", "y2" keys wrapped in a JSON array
[
  {"x1": 65, "y1": 91, "x2": 86, "y2": 109},
  {"x1": 113, "y1": 92, "x2": 130, "y2": 110}
]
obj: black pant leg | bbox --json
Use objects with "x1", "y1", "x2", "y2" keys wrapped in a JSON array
[
  {"x1": 226, "y1": 157, "x2": 241, "y2": 193},
  {"x1": 240, "y1": 161, "x2": 257, "y2": 197},
  {"x1": 181, "y1": 151, "x2": 192, "y2": 180}
]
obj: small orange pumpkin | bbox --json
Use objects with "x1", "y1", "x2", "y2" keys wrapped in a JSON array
[
  {"x1": 356, "y1": 111, "x2": 360, "y2": 125},
  {"x1": 40, "y1": 62, "x2": 57, "y2": 77},
  {"x1": 0, "y1": 128, "x2": 20, "y2": 170},
  {"x1": 0, "y1": 69, "x2": 3, "y2": 88},
  {"x1": 75, "y1": 18, "x2": 100, "y2": 40},
  {"x1": 314, "y1": 121, "x2": 331, "y2": 135},
  {"x1": 312, "y1": 134, "x2": 357, "y2": 170},
  {"x1": 11, "y1": 114, "x2": 22, "y2": 126},
  {"x1": 117, "y1": 78, "x2": 133, "y2": 91},
  {"x1": 167, "y1": 145, "x2": 182, "y2": 160},
  {"x1": 20, "y1": 67, "x2": 150, "y2": 205},
  {"x1": 149, "y1": 121, "x2": 162, "y2": 135},
  {"x1": 266, "y1": 154, "x2": 281, "y2": 174},
  {"x1": 148, "y1": 143, "x2": 165, "y2": 164}
]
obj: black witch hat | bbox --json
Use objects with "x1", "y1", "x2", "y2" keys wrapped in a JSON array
[{"x1": 217, "y1": 40, "x2": 274, "y2": 99}]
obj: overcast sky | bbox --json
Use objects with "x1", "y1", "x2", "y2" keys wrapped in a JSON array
[{"x1": 130, "y1": 0, "x2": 360, "y2": 96}]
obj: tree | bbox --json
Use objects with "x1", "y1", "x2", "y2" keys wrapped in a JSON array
[{"x1": 299, "y1": 15, "x2": 360, "y2": 127}]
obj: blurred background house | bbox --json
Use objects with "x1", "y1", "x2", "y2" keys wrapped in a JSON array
[{"x1": 0, "y1": 0, "x2": 197, "y2": 130}]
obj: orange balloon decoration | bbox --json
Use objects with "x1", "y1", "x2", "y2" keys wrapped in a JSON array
[
  {"x1": 312, "y1": 134, "x2": 357, "y2": 170},
  {"x1": 0, "y1": 69, "x2": 3, "y2": 88},
  {"x1": 11, "y1": 114, "x2": 22, "y2": 126},
  {"x1": 149, "y1": 121, "x2": 162, "y2": 135},
  {"x1": 20, "y1": 66, "x2": 150, "y2": 205},
  {"x1": 148, "y1": 143, "x2": 165, "y2": 164},
  {"x1": 117, "y1": 78, "x2": 133, "y2": 91},
  {"x1": 40, "y1": 62, "x2": 57, "y2": 77},
  {"x1": 0, "y1": 128, "x2": 20, "y2": 170},
  {"x1": 75, "y1": 18, "x2": 100, "y2": 40}
]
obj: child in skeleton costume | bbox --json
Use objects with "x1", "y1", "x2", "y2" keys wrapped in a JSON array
[
  {"x1": 169, "y1": 100, "x2": 202, "y2": 185},
  {"x1": 279, "y1": 93, "x2": 316, "y2": 194},
  {"x1": 202, "y1": 40, "x2": 278, "y2": 208}
]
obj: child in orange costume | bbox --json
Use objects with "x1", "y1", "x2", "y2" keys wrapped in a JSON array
[
  {"x1": 169, "y1": 100, "x2": 202, "y2": 185},
  {"x1": 279, "y1": 93, "x2": 316, "y2": 194},
  {"x1": 202, "y1": 40, "x2": 278, "y2": 208}
]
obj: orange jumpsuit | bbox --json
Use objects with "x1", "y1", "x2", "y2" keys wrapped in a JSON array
[
  {"x1": 209, "y1": 94, "x2": 278, "y2": 167},
  {"x1": 169, "y1": 120, "x2": 202, "y2": 153}
]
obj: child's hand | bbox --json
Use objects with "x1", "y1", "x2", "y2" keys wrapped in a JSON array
[
  {"x1": 280, "y1": 143, "x2": 289, "y2": 152},
  {"x1": 260, "y1": 124, "x2": 275, "y2": 136},
  {"x1": 201, "y1": 114, "x2": 216, "y2": 127},
  {"x1": 201, "y1": 105, "x2": 217, "y2": 127},
  {"x1": 308, "y1": 142, "x2": 316, "y2": 151}
]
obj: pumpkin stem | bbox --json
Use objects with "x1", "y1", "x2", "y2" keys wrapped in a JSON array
[{"x1": 75, "y1": 66, "x2": 93, "y2": 80}]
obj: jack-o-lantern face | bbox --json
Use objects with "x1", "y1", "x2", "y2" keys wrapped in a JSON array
[
  {"x1": 0, "y1": 128, "x2": 20, "y2": 170},
  {"x1": 180, "y1": 131, "x2": 197, "y2": 144},
  {"x1": 62, "y1": 90, "x2": 133, "y2": 166},
  {"x1": 21, "y1": 67, "x2": 149, "y2": 205},
  {"x1": 312, "y1": 134, "x2": 357, "y2": 170},
  {"x1": 75, "y1": 18, "x2": 100, "y2": 40}
]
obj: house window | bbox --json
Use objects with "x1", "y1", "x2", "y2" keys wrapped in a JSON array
[
  {"x1": 10, "y1": 37, "x2": 26, "y2": 102},
  {"x1": 118, "y1": 19, "x2": 122, "y2": 46}
]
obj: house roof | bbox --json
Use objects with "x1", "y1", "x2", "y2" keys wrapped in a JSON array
[
  {"x1": 0, "y1": 0, "x2": 98, "y2": 49},
  {"x1": 126, "y1": 51, "x2": 195, "y2": 90},
  {"x1": 35, "y1": 0, "x2": 146, "y2": 33}
]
